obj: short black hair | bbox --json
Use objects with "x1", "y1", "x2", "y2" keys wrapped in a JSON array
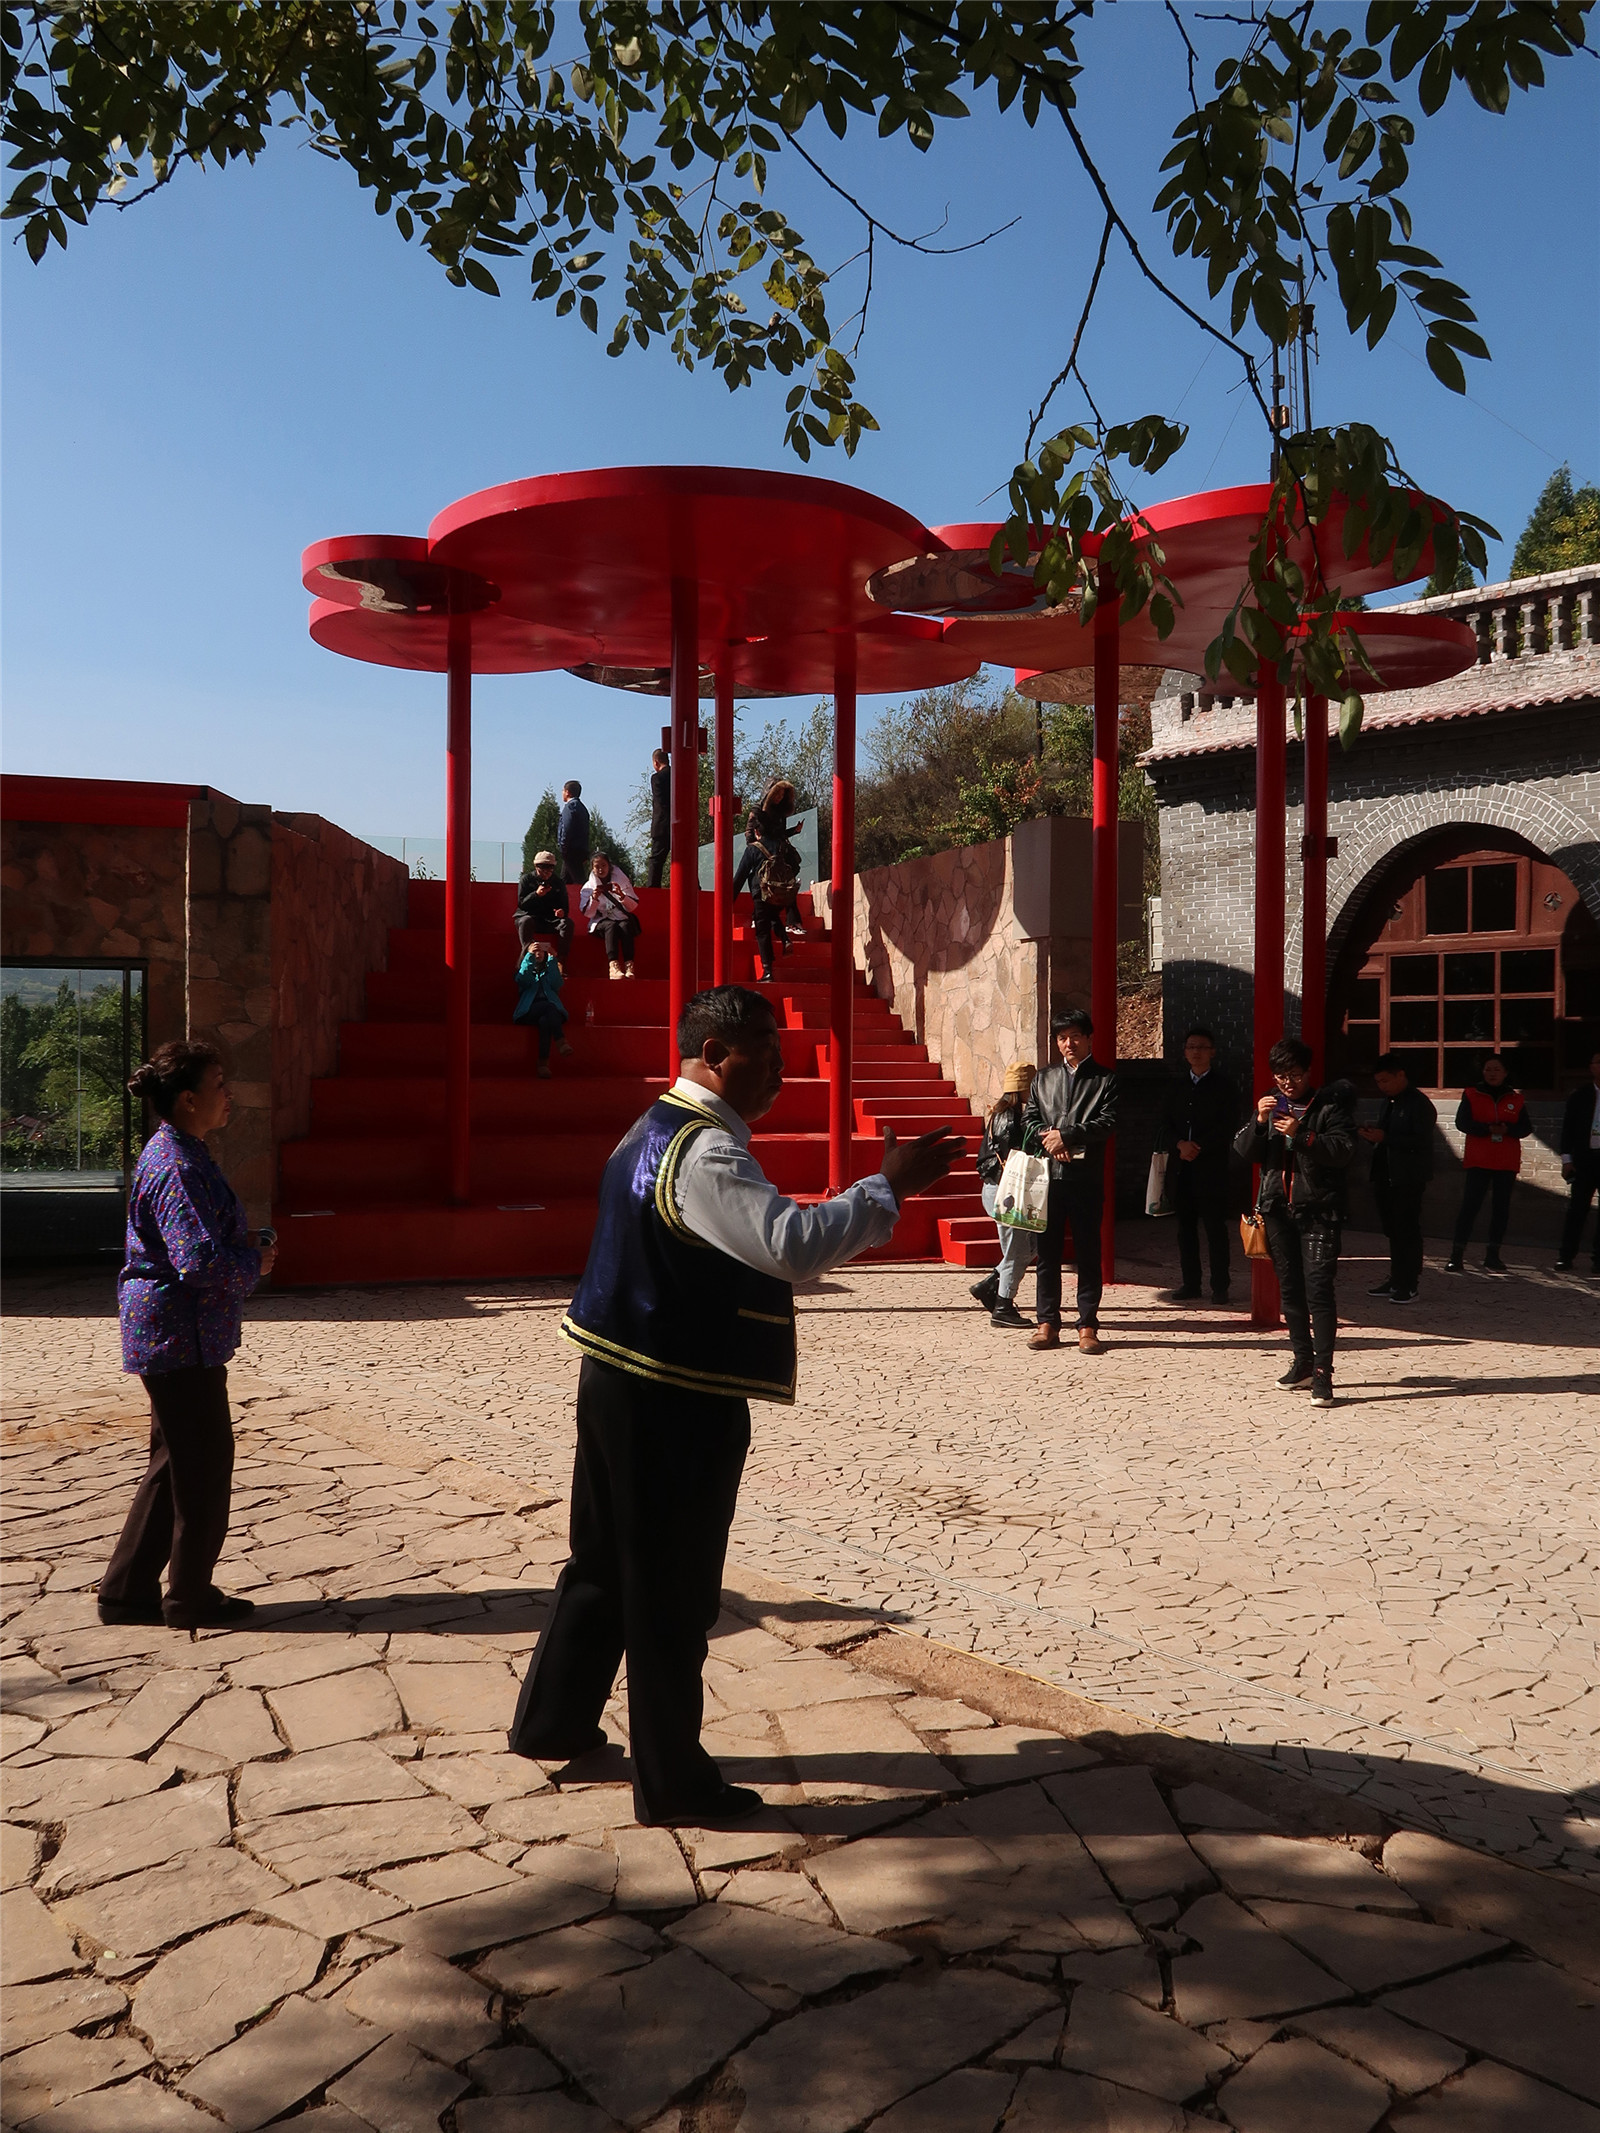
[
  {"x1": 563, "y1": 779, "x2": 581, "y2": 797},
  {"x1": 1373, "y1": 1051, "x2": 1411, "y2": 1077},
  {"x1": 1183, "y1": 1026, "x2": 1216, "y2": 1045},
  {"x1": 652, "y1": 749, "x2": 667, "y2": 766},
  {"x1": 677, "y1": 984, "x2": 776, "y2": 1061},
  {"x1": 128, "y1": 1041, "x2": 221, "y2": 1121},
  {"x1": 1051, "y1": 1008, "x2": 1093, "y2": 1037},
  {"x1": 1268, "y1": 1036, "x2": 1313, "y2": 1074}
]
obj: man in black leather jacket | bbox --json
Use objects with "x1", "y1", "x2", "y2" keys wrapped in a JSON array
[
  {"x1": 1022, "y1": 1009, "x2": 1118, "y2": 1353},
  {"x1": 1358, "y1": 1052, "x2": 1437, "y2": 1302},
  {"x1": 1234, "y1": 1036, "x2": 1358, "y2": 1406},
  {"x1": 1154, "y1": 1027, "x2": 1243, "y2": 1303}
]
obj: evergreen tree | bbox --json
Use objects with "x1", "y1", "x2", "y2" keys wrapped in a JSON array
[{"x1": 1511, "y1": 466, "x2": 1600, "y2": 578}]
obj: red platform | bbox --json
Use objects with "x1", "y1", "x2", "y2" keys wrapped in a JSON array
[{"x1": 270, "y1": 884, "x2": 987, "y2": 1286}]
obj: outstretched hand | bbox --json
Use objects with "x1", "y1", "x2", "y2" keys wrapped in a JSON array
[{"x1": 880, "y1": 1124, "x2": 965, "y2": 1207}]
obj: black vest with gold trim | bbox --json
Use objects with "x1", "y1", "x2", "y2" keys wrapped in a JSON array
[{"x1": 561, "y1": 1090, "x2": 797, "y2": 1403}]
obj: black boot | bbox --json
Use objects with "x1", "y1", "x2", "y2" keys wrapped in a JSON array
[{"x1": 969, "y1": 1271, "x2": 1001, "y2": 1311}]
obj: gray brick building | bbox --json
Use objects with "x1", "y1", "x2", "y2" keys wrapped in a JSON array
[{"x1": 1143, "y1": 565, "x2": 1600, "y2": 1240}]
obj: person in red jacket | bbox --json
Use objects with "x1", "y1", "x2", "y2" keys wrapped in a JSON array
[{"x1": 1447, "y1": 1054, "x2": 1530, "y2": 1274}]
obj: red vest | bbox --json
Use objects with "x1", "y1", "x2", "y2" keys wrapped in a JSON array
[{"x1": 1461, "y1": 1086, "x2": 1524, "y2": 1172}]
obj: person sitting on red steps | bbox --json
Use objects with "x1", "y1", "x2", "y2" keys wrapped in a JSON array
[
  {"x1": 1447, "y1": 1053, "x2": 1530, "y2": 1274},
  {"x1": 99, "y1": 1043, "x2": 274, "y2": 1632},
  {"x1": 508, "y1": 984, "x2": 961, "y2": 1828}
]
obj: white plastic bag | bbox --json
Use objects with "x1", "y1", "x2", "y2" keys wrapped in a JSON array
[
  {"x1": 994, "y1": 1148, "x2": 1050, "y2": 1233},
  {"x1": 1146, "y1": 1149, "x2": 1174, "y2": 1218}
]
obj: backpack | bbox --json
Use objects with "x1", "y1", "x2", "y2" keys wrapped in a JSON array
[{"x1": 757, "y1": 841, "x2": 801, "y2": 911}]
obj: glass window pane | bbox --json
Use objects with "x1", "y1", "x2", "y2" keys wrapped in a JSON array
[
  {"x1": 1444, "y1": 1047, "x2": 1490, "y2": 1086},
  {"x1": 1444, "y1": 998, "x2": 1496, "y2": 1042},
  {"x1": 1344, "y1": 1025, "x2": 1380, "y2": 1073},
  {"x1": 1389, "y1": 1000, "x2": 1439, "y2": 1042},
  {"x1": 1502, "y1": 1045, "x2": 1554, "y2": 1090},
  {"x1": 1500, "y1": 998, "x2": 1555, "y2": 1043},
  {"x1": 1444, "y1": 952, "x2": 1495, "y2": 995},
  {"x1": 1, "y1": 967, "x2": 131, "y2": 1179},
  {"x1": 1348, "y1": 978, "x2": 1380, "y2": 1020},
  {"x1": 1471, "y1": 863, "x2": 1518, "y2": 933},
  {"x1": 1389, "y1": 954, "x2": 1439, "y2": 997},
  {"x1": 1425, "y1": 869, "x2": 1470, "y2": 935},
  {"x1": 1391, "y1": 1049, "x2": 1439, "y2": 1087},
  {"x1": 1501, "y1": 949, "x2": 1555, "y2": 993}
]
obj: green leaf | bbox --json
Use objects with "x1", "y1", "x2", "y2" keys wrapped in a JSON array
[
  {"x1": 462, "y1": 258, "x2": 500, "y2": 296},
  {"x1": 1424, "y1": 334, "x2": 1466, "y2": 393},
  {"x1": 1339, "y1": 692, "x2": 1364, "y2": 752}
]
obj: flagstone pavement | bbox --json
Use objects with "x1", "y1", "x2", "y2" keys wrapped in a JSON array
[{"x1": 3, "y1": 1238, "x2": 1598, "y2": 2130}]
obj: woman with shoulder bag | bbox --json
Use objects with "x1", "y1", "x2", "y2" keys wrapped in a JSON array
[{"x1": 972, "y1": 1062, "x2": 1038, "y2": 1328}]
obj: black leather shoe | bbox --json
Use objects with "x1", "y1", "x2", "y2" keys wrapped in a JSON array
[
  {"x1": 509, "y1": 1726, "x2": 609, "y2": 1763},
  {"x1": 1554, "y1": 1258, "x2": 1574, "y2": 1270},
  {"x1": 1483, "y1": 1250, "x2": 1508, "y2": 1273},
  {"x1": 969, "y1": 1273, "x2": 1001, "y2": 1310},
  {"x1": 163, "y1": 1591, "x2": 256, "y2": 1631},
  {"x1": 1368, "y1": 1279, "x2": 1394, "y2": 1296},
  {"x1": 97, "y1": 1596, "x2": 166, "y2": 1626},
  {"x1": 1167, "y1": 1287, "x2": 1203, "y2": 1302},
  {"x1": 990, "y1": 1300, "x2": 1028, "y2": 1328},
  {"x1": 1444, "y1": 1257, "x2": 1464, "y2": 1273},
  {"x1": 641, "y1": 1784, "x2": 764, "y2": 1829}
]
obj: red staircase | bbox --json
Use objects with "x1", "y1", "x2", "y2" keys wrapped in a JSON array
[{"x1": 271, "y1": 881, "x2": 990, "y2": 1285}]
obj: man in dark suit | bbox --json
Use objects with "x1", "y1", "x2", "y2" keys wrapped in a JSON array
[
  {"x1": 1154, "y1": 1026, "x2": 1242, "y2": 1303},
  {"x1": 1358, "y1": 1052, "x2": 1437, "y2": 1303},
  {"x1": 647, "y1": 749, "x2": 672, "y2": 888},
  {"x1": 1556, "y1": 1048, "x2": 1600, "y2": 1271},
  {"x1": 1022, "y1": 1008, "x2": 1117, "y2": 1354},
  {"x1": 557, "y1": 781, "x2": 591, "y2": 884}
]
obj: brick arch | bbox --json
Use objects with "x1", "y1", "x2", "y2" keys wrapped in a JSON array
[{"x1": 1287, "y1": 785, "x2": 1600, "y2": 986}]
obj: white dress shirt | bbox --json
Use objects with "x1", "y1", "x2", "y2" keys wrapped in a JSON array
[{"x1": 666, "y1": 1077, "x2": 900, "y2": 1281}]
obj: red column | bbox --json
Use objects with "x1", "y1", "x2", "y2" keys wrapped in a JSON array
[
  {"x1": 713, "y1": 654, "x2": 734, "y2": 987},
  {"x1": 1092, "y1": 562, "x2": 1119, "y2": 1284},
  {"x1": 667, "y1": 579, "x2": 700, "y2": 1076},
  {"x1": 829, "y1": 635, "x2": 858, "y2": 1193},
  {"x1": 1252, "y1": 658, "x2": 1288, "y2": 1326},
  {"x1": 445, "y1": 609, "x2": 473, "y2": 1205},
  {"x1": 1301, "y1": 690, "x2": 1329, "y2": 1081}
]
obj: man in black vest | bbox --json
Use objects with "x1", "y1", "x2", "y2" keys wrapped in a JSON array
[
  {"x1": 1154, "y1": 1026, "x2": 1242, "y2": 1303},
  {"x1": 509, "y1": 985, "x2": 960, "y2": 1826},
  {"x1": 1022, "y1": 1008, "x2": 1118, "y2": 1354},
  {"x1": 647, "y1": 748, "x2": 671, "y2": 888}
]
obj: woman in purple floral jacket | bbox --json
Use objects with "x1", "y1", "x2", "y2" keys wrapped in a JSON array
[{"x1": 99, "y1": 1042, "x2": 276, "y2": 1630}]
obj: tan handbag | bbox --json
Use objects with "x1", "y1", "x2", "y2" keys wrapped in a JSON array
[{"x1": 1240, "y1": 1181, "x2": 1272, "y2": 1259}]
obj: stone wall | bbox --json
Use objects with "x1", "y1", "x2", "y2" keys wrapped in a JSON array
[
  {"x1": 814, "y1": 837, "x2": 1049, "y2": 1113},
  {"x1": 0, "y1": 819, "x2": 188, "y2": 1049},
  {"x1": 270, "y1": 813, "x2": 409, "y2": 1147},
  {"x1": 186, "y1": 793, "x2": 276, "y2": 1226}
]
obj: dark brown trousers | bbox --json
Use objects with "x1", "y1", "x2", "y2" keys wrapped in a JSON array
[{"x1": 100, "y1": 1365, "x2": 234, "y2": 1616}]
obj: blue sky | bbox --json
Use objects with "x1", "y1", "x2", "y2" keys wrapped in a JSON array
[{"x1": 4, "y1": 6, "x2": 1596, "y2": 850}]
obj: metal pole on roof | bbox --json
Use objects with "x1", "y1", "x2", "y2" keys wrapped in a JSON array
[
  {"x1": 1302, "y1": 691, "x2": 1329, "y2": 1081},
  {"x1": 713, "y1": 655, "x2": 734, "y2": 987},
  {"x1": 1092, "y1": 559, "x2": 1119, "y2": 1285},
  {"x1": 1252, "y1": 656, "x2": 1287, "y2": 1327},
  {"x1": 668, "y1": 577, "x2": 700, "y2": 1074},
  {"x1": 828, "y1": 635, "x2": 858, "y2": 1195},
  {"x1": 445, "y1": 608, "x2": 474, "y2": 1205}
]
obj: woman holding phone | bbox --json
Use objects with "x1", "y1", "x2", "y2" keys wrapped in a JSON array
[{"x1": 580, "y1": 852, "x2": 642, "y2": 978}]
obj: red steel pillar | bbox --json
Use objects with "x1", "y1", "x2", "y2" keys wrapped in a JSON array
[
  {"x1": 1301, "y1": 691, "x2": 1329, "y2": 1081},
  {"x1": 668, "y1": 578, "x2": 700, "y2": 1075},
  {"x1": 829, "y1": 635, "x2": 858, "y2": 1193},
  {"x1": 713, "y1": 654, "x2": 734, "y2": 987},
  {"x1": 445, "y1": 609, "x2": 473, "y2": 1205},
  {"x1": 1092, "y1": 562, "x2": 1119, "y2": 1284},
  {"x1": 1252, "y1": 658, "x2": 1288, "y2": 1326}
]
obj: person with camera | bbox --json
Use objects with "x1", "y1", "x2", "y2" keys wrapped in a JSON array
[
  {"x1": 1234, "y1": 1036, "x2": 1358, "y2": 1408},
  {"x1": 508, "y1": 984, "x2": 961, "y2": 1827},
  {"x1": 514, "y1": 939, "x2": 574, "y2": 1077},
  {"x1": 99, "y1": 1043, "x2": 273, "y2": 1631},
  {"x1": 1022, "y1": 1009, "x2": 1117, "y2": 1354},
  {"x1": 580, "y1": 851, "x2": 642, "y2": 978},
  {"x1": 515, "y1": 849, "x2": 573, "y2": 964}
]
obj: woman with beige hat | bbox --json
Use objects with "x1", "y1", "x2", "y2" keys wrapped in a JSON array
[{"x1": 973, "y1": 1061, "x2": 1038, "y2": 1327}]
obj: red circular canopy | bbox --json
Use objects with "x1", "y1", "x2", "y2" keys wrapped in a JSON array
[
  {"x1": 567, "y1": 614, "x2": 977, "y2": 700},
  {"x1": 427, "y1": 465, "x2": 936, "y2": 663}
]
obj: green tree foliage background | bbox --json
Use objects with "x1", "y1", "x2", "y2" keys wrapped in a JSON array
[
  {"x1": 1511, "y1": 464, "x2": 1600, "y2": 577},
  {"x1": 1, "y1": 977, "x2": 135, "y2": 1171}
]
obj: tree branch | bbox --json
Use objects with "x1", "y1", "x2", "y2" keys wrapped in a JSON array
[{"x1": 1024, "y1": 209, "x2": 1112, "y2": 456}]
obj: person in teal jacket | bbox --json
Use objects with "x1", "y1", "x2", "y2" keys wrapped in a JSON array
[{"x1": 514, "y1": 941, "x2": 573, "y2": 1078}]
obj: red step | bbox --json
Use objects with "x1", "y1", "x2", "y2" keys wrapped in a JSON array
[{"x1": 939, "y1": 1215, "x2": 1002, "y2": 1269}]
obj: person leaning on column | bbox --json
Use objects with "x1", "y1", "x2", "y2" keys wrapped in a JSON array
[
  {"x1": 508, "y1": 983, "x2": 961, "y2": 1827},
  {"x1": 1022, "y1": 1008, "x2": 1118, "y2": 1355},
  {"x1": 99, "y1": 1043, "x2": 274, "y2": 1631}
]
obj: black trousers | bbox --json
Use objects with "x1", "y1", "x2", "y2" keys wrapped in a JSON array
[
  {"x1": 1174, "y1": 1164, "x2": 1231, "y2": 1295},
  {"x1": 648, "y1": 834, "x2": 669, "y2": 889},
  {"x1": 1558, "y1": 1158, "x2": 1600, "y2": 1265},
  {"x1": 561, "y1": 848, "x2": 590, "y2": 886},
  {"x1": 1264, "y1": 1210, "x2": 1340, "y2": 1374},
  {"x1": 594, "y1": 916, "x2": 640, "y2": 965},
  {"x1": 100, "y1": 1365, "x2": 235, "y2": 1615},
  {"x1": 1376, "y1": 1179, "x2": 1426, "y2": 1293},
  {"x1": 510, "y1": 1357, "x2": 751, "y2": 1821},
  {"x1": 1452, "y1": 1168, "x2": 1513, "y2": 1254},
  {"x1": 519, "y1": 1006, "x2": 566, "y2": 1062},
  {"x1": 515, "y1": 910, "x2": 572, "y2": 958},
  {"x1": 1035, "y1": 1170, "x2": 1104, "y2": 1330}
]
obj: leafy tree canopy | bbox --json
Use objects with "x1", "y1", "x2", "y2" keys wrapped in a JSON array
[
  {"x1": 5, "y1": 1, "x2": 1592, "y2": 703},
  {"x1": 1510, "y1": 463, "x2": 1600, "y2": 578}
]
